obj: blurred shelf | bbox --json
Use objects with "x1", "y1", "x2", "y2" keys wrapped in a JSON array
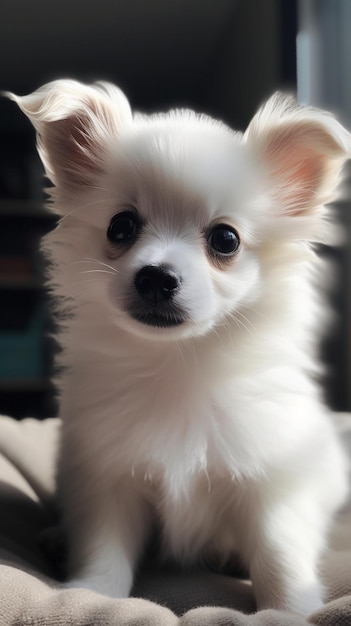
[
  {"x1": 0, "y1": 199, "x2": 56, "y2": 219},
  {"x1": 0, "y1": 378, "x2": 49, "y2": 392},
  {"x1": 0, "y1": 275, "x2": 42, "y2": 290}
]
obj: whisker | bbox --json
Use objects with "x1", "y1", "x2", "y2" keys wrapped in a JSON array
[
  {"x1": 81, "y1": 269, "x2": 116, "y2": 275},
  {"x1": 59, "y1": 199, "x2": 105, "y2": 220},
  {"x1": 243, "y1": 304, "x2": 271, "y2": 324},
  {"x1": 235, "y1": 310, "x2": 256, "y2": 331},
  {"x1": 83, "y1": 184, "x2": 116, "y2": 194},
  {"x1": 212, "y1": 326, "x2": 226, "y2": 347},
  {"x1": 219, "y1": 311, "x2": 252, "y2": 339},
  {"x1": 58, "y1": 185, "x2": 118, "y2": 222},
  {"x1": 75, "y1": 258, "x2": 119, "y2": 273},
  {"x1": 230, "y1": 314, "x2": 254, "y2": 337}
]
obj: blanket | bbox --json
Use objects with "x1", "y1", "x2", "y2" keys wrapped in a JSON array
[{"x1": 0, "y1": 413, "x2": 350, "y2": 625}]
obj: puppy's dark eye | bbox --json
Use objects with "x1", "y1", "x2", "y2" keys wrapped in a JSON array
[
  {"x1": 107, "y1": 211, "x2": 139, "y2": 243},
  {"x1": 207, "y1": 224, "x2": 240, "y2": 256}
]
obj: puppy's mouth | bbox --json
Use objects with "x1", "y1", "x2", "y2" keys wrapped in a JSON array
[{"x1": 128, "y1": 302, "x2": 186, "y2": 328}]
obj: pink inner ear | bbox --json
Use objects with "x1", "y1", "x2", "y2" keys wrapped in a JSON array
[
  {"x1": 283, "y1": 153, "x2": 325, "y2": 215},
  {"x1": 41, "y1": 106, "x2": 106, "y2": 188},
  {"x1": 265, "y1": 126, "x2": 327, "y2": 216}
]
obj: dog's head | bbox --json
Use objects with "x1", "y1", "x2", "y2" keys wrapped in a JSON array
[{"x1": 8, "y1": 81, "x2": 351, "y2": 341}]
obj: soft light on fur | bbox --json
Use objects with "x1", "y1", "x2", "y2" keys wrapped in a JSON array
[{"x1": 8, "y1": 80, "x2": 351, "y2": 615}]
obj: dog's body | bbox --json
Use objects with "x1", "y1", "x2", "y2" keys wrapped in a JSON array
[{"x1": 9, "y1": 81, "x2": 351, "y2": 614}]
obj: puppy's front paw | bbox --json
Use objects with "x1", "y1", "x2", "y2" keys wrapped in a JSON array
[
  {"x1": 262, "y1": 580, "x2": 324, "y2": 616},
  {"x1": 254, "y1": 570, "x2": 325, "y2": 616},
  {"x1": 289, "y1": 583, "x2": 324, "y2": 616}
]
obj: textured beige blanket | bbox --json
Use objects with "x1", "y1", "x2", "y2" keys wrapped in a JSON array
[{"x1": 0, "y1": 414, "x2": 350, "y2": 625}]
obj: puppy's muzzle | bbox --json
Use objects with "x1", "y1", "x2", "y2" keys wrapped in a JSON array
[{"x1": 128, "y1": 264, "x2": 186, "y2": 328}]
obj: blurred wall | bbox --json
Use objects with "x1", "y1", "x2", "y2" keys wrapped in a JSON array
[
  {"x1": 0, "y1": 0, "x2": 295, "y2": 128},
  {"x1": 298, "y1": 0, "x2": 351, "y2": 410}
]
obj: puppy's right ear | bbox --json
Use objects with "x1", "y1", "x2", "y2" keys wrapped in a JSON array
[
  {"x1": 5, "y1": 79, "x2": 132, "y2": 189},
  {"x1": 244, "y1": 93, "x2": 351, "y2": 218}
]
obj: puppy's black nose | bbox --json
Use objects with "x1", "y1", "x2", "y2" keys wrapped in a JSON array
[{"x1": 134, "y1": 265, "x2": 180, "y2": 303}]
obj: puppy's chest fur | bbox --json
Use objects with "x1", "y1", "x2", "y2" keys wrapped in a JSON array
[
  {"x1": 135, "y1": 464, "x2": 244, "y2": 562},
  {"x1": 63, "y1": 336, "x2": 270, "y2": 482},
  {"x1": 62, "y1": 335, "x2": 297, "y2": 553},
  {"x1": 62, "y1": 351, "x2": 251, "y2": 560}
]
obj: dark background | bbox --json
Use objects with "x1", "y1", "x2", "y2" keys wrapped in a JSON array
[
  {"x1": 0, "y1": 0, "x2": 297, "y2": 129},
  {"x1": 2, "y1": 0, "x2": 345, "y2": 419}
]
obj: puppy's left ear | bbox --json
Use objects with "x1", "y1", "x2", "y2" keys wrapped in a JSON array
[
  {"x1": 244, "y1": 94, "x2": 351, "y2": 216},
  {"x1": 5, "y1": 79, "x2": 133, "y2": 191}
]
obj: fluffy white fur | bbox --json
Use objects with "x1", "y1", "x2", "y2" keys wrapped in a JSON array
[{"x1": 8, "y1": 80, "x2": 351, "y2": 614}]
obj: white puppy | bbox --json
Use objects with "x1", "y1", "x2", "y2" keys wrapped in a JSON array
[{"x1": 8, "y1": 80, "x2": 351, "y2": 615}]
